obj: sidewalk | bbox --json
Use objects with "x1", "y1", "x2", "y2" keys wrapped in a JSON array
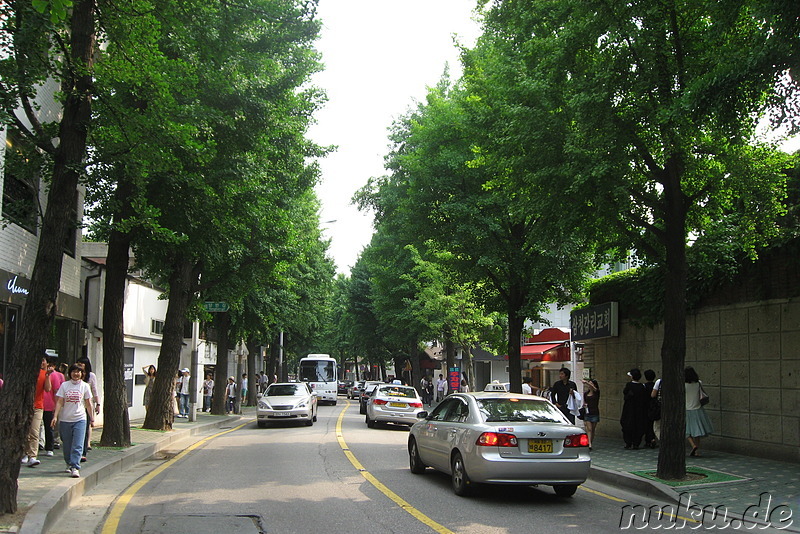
[
  {"x1": 588, "y1": 435, "x2": 800, "y2": 531},
  {"x1": 1, "y1": 410, "x2": 246, "y2": 534}
]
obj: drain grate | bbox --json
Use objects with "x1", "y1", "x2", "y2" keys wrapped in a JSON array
[{"x1": 141, "y1": 514, "x2": 265, "y2": 533}]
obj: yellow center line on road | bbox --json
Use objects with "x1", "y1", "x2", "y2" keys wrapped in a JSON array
[
  {"x1": 336, "y1": 400, "x2": 454, "y2": 534},
  {"x1": 101, "y1": 420, "x2": 251, "y2": 534}
]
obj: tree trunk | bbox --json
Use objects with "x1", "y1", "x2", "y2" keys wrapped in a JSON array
[
  {"x1": 211, "y1": 311, "x2": 231, "y2": 415},
  {"x1": 464, "y1": 347, "x2": 475, "y2": 392},
  {"x1": 278, "y1": 332, "x2": 287, "y2": 382},
  {"x1": 0, "y1": 0, "x2": 96, "y2": 514},
  {"x1": 266, "y1": 334, "x2": 279, "y2": 384},
  {"x1": 507, "y1": 289, "x2": 525, "y2": 394},
  {"x1": 656, "y1": 158, "x2": 688, "y2": 480},
  {"x1": 246, "y1": 337, "x2": 258, "y2": 406},
  {"x1": 409, "y1": 340, "x2": 422, "y2": 395},
  {"x1": 142, "y1": 256, "x2": 195, "y2": 430},
  {"x1": 99, "y1": 178, "x2": 134, "y2": 447}
]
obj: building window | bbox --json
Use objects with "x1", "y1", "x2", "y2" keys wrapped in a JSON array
[
  {"x1": 151, "y1": 319, "x2": 165, "y2": 336},
  {"x1": 2, "y1": 128, "x2": 40, "y2": 233}
]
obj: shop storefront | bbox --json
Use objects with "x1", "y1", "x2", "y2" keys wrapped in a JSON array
[{"x1": 0, "y1": 267, "x2": 83, "y2": 375}]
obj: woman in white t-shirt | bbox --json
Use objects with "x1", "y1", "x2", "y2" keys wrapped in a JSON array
[{"x1": 52, "y1": 364, "x2": 94, "y2": 478}]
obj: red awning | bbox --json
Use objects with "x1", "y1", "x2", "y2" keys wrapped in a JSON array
[{"x1": 519, "y1": 343, "x2": 569, "y2": 361}]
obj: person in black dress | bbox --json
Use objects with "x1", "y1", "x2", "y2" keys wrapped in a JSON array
[{"x1": 620, "y1": 368, "x2": 648, "y2": 449}]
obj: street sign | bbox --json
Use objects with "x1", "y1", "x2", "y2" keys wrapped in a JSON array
[{"x1": 203, "y1": 301, "x2": 229, "y2": 313}]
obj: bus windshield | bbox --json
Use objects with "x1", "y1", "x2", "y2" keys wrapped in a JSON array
[{"x1": 300, "y1": 360, "x2": 335, "y2": 383}]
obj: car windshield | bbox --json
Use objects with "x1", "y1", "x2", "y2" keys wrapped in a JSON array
[
  {"x1": 377, "y1": 386, "x2": 417, "y2": 398},
  {"x1": 299, "y1": 361, "x2": 335, "y2": 382},
  {"x1": 267, "y1": 385, "x2": 301, "y2": 396},
  {"x1": 477, "y1": 398, "x2": 564, "y2": 423}
]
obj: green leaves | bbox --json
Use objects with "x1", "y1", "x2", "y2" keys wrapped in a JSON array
[{"x1": 31, "y1": 0, "x2": 73, "y2": 23}]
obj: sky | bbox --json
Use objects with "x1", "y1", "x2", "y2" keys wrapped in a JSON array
[{"x1": 309, "y1": 1, "x2": 482, "y2": 275}]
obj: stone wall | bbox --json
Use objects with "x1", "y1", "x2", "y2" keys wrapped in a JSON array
[{"x1": 584, "y1": 298, "x2": 800, "y2": 463}]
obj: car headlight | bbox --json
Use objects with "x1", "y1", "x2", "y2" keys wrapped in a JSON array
[
  {"x1": 296, "y1": 401, "x2": 307, "y2": 408},
  {"x1": 258, "y1": 401, "x2": 270, "y2": 409}
]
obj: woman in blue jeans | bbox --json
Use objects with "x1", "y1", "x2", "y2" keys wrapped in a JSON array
[{"x1": 52, "y1": 364, "x2": 94, "y2": 478}]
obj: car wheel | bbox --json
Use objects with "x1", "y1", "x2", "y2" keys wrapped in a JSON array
[
  {"x1": 313, "y1": 411, "x2": 317, "y2": 422},
  {"x1": 359, "y1": 403, "x2": 366, "y2": 415},
  {"x1": 257, "y1": 421, "x2": 267, "y2": 428},
  {"x1": 306, "y1": 417, "x2": 313, "y2": 426},
  {"x1": 332, "y1": 400, "x2": 337, "y2": 406},
  {"x1": 366, "y1": 413, "x2": 375, "y2": 428},
  {"x1": 451, "y1": 452, "x2": 472, "y2": 496},
  {"x1": 553, "y1": 484, "x2": 578, "y2": 497},
  {"x1": 408, "y1": 438, "x2": 426, "y2": 474}
]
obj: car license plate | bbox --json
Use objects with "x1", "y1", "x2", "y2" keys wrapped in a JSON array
[
  {"x1": 528, "y1": 439, "x2": 553, "y2": 453},
  {"x1": 389, "y1": 402, "x2": 406, "y2": 408},
  {"x1": 272, "y1": 412, "x2": 291, "y2": 417}
]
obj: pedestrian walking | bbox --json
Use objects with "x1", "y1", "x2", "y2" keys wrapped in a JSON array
[
  {"x1": 43, "y1": 357, "x2": 64, "y2": 457},
  {"x1": 643, "y1": 369, "x2": 659, "y2": 448},
  {"x1": 522, "y1": 376, "x2": 533, "y2": 395},
  {"x1": 202, "y1": 372, "x2": 214, "y2": 412},
  {"x1": 651, "y1": 376, "x2": 662, "y2": 442},
  {"x1": 52, "y1": 363, "x2": 94, "y2": 478},
  {"x1": 76, "y1": 357, "x2": 100, "y2": 462},
  {"x1": 549, "y1": 367, "x2": 579, "y2": 424},
  {"x1": 241, "y1": 373, "x2": 248, "y2": 406},
  {"x1": 685, "y1": 366, "x2": 714, "y2": 457},
  {"x1": 226, "y1": 376, "x2": 237, "y2": 414},
  {"x1": 420, "y1": 375, "x2": 431, "y2": 404},
  {"x1": 460, "y1": 378, "x2": 470, "y2": 393},
  {"x1": 22, "y1": 356, "x2": 50, "y2": 467},
  {"x1": 142, "y1": 365, "x2": 157, "y2": 411},
  {"x1": 582, "y1": 379, "x2": 600, "y2": 450},
  {"x1": 620, "y1": 368, "x2": 648, "y2": 449},
  {"x1": 435, "y1": 374, "x2": 446, "y2": 402},
  {"x1": 176, "y1": 368, "x2": 191, "y2": 418}
]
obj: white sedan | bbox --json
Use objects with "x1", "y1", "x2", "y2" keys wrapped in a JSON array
[
  {"x1": 365, "y1": 384, "x2": 424, "y2": 427},
  {"x1": 257, "y1": 382, "x2": 318, "y2": 428},
  {"x1": 408, "y1": 392, "x2": 590, "y2": 497}
]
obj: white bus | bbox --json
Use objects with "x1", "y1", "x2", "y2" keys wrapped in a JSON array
[{"x1": 299, "y1": 354, "x2": 338, "y2": 405}]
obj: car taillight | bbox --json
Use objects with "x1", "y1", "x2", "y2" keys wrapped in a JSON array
[
  {"x1": 476, "y1": 432, "x2": 518, "y2": 447},
  {"x1": 564, "y1": 434, "x2": 590, "y2": 447},
  {"x1": 372, "y1": 399, "x2": 388, "y2": 405},
  {"x1": 409, "y1": 402, "x2": 423, "y2": 408}
]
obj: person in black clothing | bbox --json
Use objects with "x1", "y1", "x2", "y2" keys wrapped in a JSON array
[
  {"x1": 620, "y1": 368, "x2": 648, "y2": 449},
  {"x1": 549, "y1": 367, "x2": 578, "y2": 424},
  {"x1": 643, "y1": 369, "x2": 658, "y2": 448}
]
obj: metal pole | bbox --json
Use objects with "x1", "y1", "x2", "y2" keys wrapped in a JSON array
[{"x1": 188, "y1": 320, "x2": 199, "y2": 422}]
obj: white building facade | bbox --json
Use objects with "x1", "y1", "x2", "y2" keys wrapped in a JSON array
[
  {"x1": 1, "y1": 79, "x2": 84, "y2": 377},
  {"x1": 81, "y1": 243, "x2": 221, "y2": 421}
]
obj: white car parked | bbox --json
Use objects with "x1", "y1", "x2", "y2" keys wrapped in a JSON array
[{"x1": 257, "y1": 382, "x2": 318, "y2": 428}]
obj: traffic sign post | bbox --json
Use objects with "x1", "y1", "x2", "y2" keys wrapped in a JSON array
[{"x1": 203, "y1": 301, "x2": 229, "y2": 312}]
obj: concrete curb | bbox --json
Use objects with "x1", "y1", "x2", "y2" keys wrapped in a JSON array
[
  {"x1": 19, "y1": 416, "x2": 243, "y2": 534},
  {"x1": 589, "y1": 465, "x2": 681, "y2": 504}
]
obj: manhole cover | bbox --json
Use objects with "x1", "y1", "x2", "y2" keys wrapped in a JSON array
[{"x1": 142, "y1": 515, "x2": 264, "y2": 533}]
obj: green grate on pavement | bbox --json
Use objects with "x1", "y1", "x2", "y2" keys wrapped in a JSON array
[{"x1": 631, "y1": 467, "x2": 748, "y2": 487}]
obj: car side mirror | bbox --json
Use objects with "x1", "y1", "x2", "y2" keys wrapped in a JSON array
[
  {"x1": 257, "y1": 393, "x2": 262, "y2": 399},
  {"x1": 416, "y1": 411, "x2": 428, "y2": 420}
]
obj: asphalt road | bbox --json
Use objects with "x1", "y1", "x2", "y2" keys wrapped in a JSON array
[{"x1": 51, "y1": 398, "x2": 663, "y2": 534}]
